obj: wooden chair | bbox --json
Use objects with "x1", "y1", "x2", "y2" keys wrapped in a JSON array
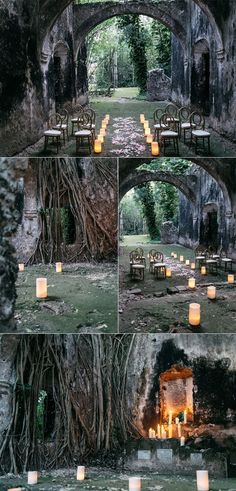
[
  {"x1": 52, "y1": 110, "x2": 69, "y2": 144},
  {"x1": 205, "y1": 251, "x2": 218, "y2": 274},
  {"x1": 75, "y1": 112, "x2": 93, "y2": 155},
  {"x1": 195, "y1": 246, "x2": 207, "y2": 269},
  {"x1": 71, "y1": 104, "x2": 84, "y2": 136},
  {"x1": 160, "y1": 114, "x2": 179, "y2": 156},
  {"x1": 220, "y1": 250, "x2": 233, "y2": 272},
  {"x1": 84, "y1": 108, "x2": 96, "y2": 142},
  {"x1": 179, "y1": 107, "x2": 196, "y2": 143},
  {"x1": 190, "y1": 111, "x2": 211, "y2": 154},
  {"x1": 44, "y1": 115, "x2": 62, "y2": 153},
  {"x1": 134, "y1": 247, "x2": 146, "y2": 266},
  {"x1": 153, "y1": 252, "x2": 166, "y2": 279},
  {"x1": 129, "y1": 250, "x2": 145, "y2": 280},
  {"x1": 148, "y1": 249, "x2": 159, "y2": 273},
  {"x1": 153, "y1": 108, "x2": 165, "y2": 141}
]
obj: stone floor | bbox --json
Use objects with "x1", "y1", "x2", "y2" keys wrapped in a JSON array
[
  {"x1": 14, "y1": 262, "x2": 117, "y2": 333},
  {"x1": 17, "y1": 97, "x2": 236, "y2": 158},
  {"x1": 1, "y1": 467, "x2": 236, "y2": 491},
  {"x1": 119, "y1": 240, "x2": 236, "y2": 333}
]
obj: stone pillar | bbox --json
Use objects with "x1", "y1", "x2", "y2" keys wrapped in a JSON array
[{"x1": 0, "y1": 159, "x2": 19, "y2": 331}]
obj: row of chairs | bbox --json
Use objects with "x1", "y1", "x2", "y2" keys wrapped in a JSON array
[
  {"x1": 153, "y1": 104, "x2": 211, "y2": 155},
  {"x1": 195, "y1": 246, "x2": 233, "y2": 274},
  {"x1": 129, "y1": 248, "x2": 166, "y2": 280},
  {"x1": 44, "y1": 105, "x2": 96, "y2": 154}
]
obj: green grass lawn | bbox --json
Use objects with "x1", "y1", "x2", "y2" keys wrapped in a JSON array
[
  {"x1": 119, "y1": 235, "x2": 236, "y2": 333},
  {"x1": 111, "y1": 86, "x2": 140, "y2": 98}
]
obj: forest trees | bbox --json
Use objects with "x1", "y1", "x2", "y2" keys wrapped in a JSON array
[{"x1": 87, "y1": 16, "x2": 171, "y2": 94}]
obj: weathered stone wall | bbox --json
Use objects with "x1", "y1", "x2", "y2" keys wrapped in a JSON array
[
  {"x1": 178, "y1": 165, "x2": 229, "y2": 252},
  {"x1": 147, "y1": 69, "x2": 171, "y2": 101}
]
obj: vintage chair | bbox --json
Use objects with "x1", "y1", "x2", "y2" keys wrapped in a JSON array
[
  {"x1": 205, "y1": 251, "x2": 218, "y2": 274},
  {"x1": 220, "y1": 250, "x2": 233, "y2": 272},
  {"x1": 74, "y1": 111, "x2": 93, "y2": 154},
  {"x1": 71, "y1": 104, "x2": 84, "y2": 136},
  {"x1": 190, "y1": 111, "x2": 211, "y2": 154},
  {"x1": 52, "y1": 109, "x2": 69, "y2": 144},
  {"x1": 195, "y1": 246, "x2": 207, "y2": 269},
  {"x1": 44, "y1": 114, "x2": 62, "y2": 153},
  {"x1": 179, "y1": 107, "x2": 196, "y2": 143},
  {"x1": 84, "y1": 107, "x2": 96, "y2": 142},
  {"x1": 160, "y1": 114, "x2": 179, "y2": 156},
  {"x1": 153, "y1": 108, "x2": 165, "y2": 141},
  {"x1": 148, "y1": 249, "x2": 159, "y2": 273},
  {"x1": 134, "y1": 247, "x2": 146, "y2": 266},
  {"x1": 153, "y1": 252, "x2": 166, "y2": 279},
  {"x1": 129, "y1": 250, "x2": 145, "y2": 280}
]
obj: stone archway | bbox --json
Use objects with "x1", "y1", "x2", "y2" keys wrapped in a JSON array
[{"x1": 120, "y1": 169, "x2": 197, "y2": 205}]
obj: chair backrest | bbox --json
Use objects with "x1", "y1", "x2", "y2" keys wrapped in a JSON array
[
  {"x1": 190, "y1": 111, "x2": 205, "y2": 129},
  {"x1": 179, "y1": 107, "x2": 191, "y2": 123},
  {"x1": 135, "y1": 247, "x2": 144, "y2": 256},
  {"x1": 129, "y1": 250, "x2": 143, "y2": 263},
  {"x1": 161, "y1": 114, "x2": 177, "y2": 131},
  {"x1": 72, "y1": 104, "x2": 84, "y2": 118},
  {"x1": 86, "y1": 107, "x2": 96, "y2": 124},
  {"x1": 165, "y1": 103, "x2": 178, "y2": 118},
  {"x1": 220, "y1": 249, "x2": 230, "y2": 258},
  {"x1": 63, "y1": 102, "x2": 73, "y2": 115},
  {"x1": 153, "y1": 108, "x2": 164, "y2": 123},
  {"x1": 160, "y1": 113, "x2": 169, "y2": 129},
  {"x1": 59, "y1": 109, "x2": 69, "y2": 124},
  {"x1": 77, "y1": 111, "x2": 93, "y2": 129},
  {"x1": 153, "y1": 251, "x2": 164, "y2": 262},
  {"x1": 48, "y1": 114, "x2": 62, "y2": 129},
  {"x1": 195, "y1": 245, "x2": 207, "y2": 256},
  {"x1": 149, "y1": 249, "x2": 158, "y2": 259}
]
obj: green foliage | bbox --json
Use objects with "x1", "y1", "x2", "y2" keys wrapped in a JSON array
[
  {"x1": 150, "y1": 21, "x2": 171, "y2": 76},
  {"x1": 139, "y1": 158, "x2": 191, "y2": 174},
  {"x1": 153, "y1": 183, "x2": 179, "y2": 226},
  {"x1": 117, "y1": 15, "x2": 148, "y2": 94},
  {"x1": 134, "y1": 183, "x2": 158, "y2": 240},
  {"x1": 37, "y1": 390, "x2": 47, "y2": 440},
  {"x1": 120, "y1": 191, "x2": 145, "y2": 235},
  {"x1": 60, "y1": 207, "x2": 76, "y2": 244}
]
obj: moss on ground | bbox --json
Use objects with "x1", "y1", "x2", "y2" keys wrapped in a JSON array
[{"x1": 15, "y1": 263, "x2": 117, "y2": 333}]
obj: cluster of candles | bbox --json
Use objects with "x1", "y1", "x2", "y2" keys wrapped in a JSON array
[
  {"x1": 148, "y1": 410, "x2": 187, "y2": 445},
  {"x1": 94, "y1": 114, "x2": 110, "y2": 153},
  {"x1": 8, "y1": 466, "x2": 86, "y2": 489},
  {"x1": 18, "y1": 262, "x2": 63, "y2": 299},
  {"x1": 128, "y1": 471, "x2": 209, "y2": 491},
  {"x1": 140, "y1": 114, "x2": 160, "y2": 156}
]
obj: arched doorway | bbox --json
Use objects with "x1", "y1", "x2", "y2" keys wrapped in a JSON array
[
  {"x1": 191, "y1": 39, "x2": 210, "y2": 115},
  {"x1": 53, "y1": 42, "x2": 71, "y2": 111},
  {"x1": 200, "y1": 202, "x2": 219, "y2": 249}
]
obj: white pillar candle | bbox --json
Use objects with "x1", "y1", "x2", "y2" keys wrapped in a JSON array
[
  {"x1": 77, "y1": 466, "x2": 85, "y2": 481},
  {"x1": 140, "y1": 114, "x2": 145, "y2": 123},
  {"x1": 18, "y1": 263, "x2": 25, "y2": 272},
  {"x1": 191, "y1": 262, "x2": 196, "y2": 270},
  {"x1": 168, "y1": 411, "x2": 172, "y2": 425},
  {"x1": 144, "y1": 121, "x2": 149, "y2": 129},
  {"x1": 188, "y1": 278, "x2": 196, "y2": 289},
  {"x1": 207, "y1": 286, "x2": 216, "y2": 300},
  {"x1": 166, "y1": 268, "x2": 172, "y2": 278},
  {"x1": 168, "y1": 424, "x2": 172, "y2": 439},
  {"x1": 146, "y1": 134, "x2": 153, "y2": 144},
  {"x1": 184, "y1": 410, "x2": 187, "y2": 424},
  {"x1": 196, "y1": 471, "x2": 209, "y2": 491},
  {"x1": 201, "y1": 266, "x2": 207, "y2": 275},
  {"x1": 174, "y1": 253, "x2": 177, "y2": 259},
  {"x1": 185, "y1": 259, "x2": 190, "y2": 266},
  {"x1": 180, "y1": 255, "x2": 184, "y2": 262},
  {"x1": 151, "y1": 142, "x2": 160, "y2": 156},
  {"x1": 94, "y1": 139, "x2": 102, "y2": 153},
  {"x1": 175, "y1": 417, "x2": 179, "y2": 424},
  {"x1": 129, "y1": 477, "x2": 141, "y2": 491},
  {"x1": 56, "y1": 262, "x2": 62, "y2": 273},
  {"x1": 28, "y1": 471, "x2": 38, "y2": 485},
  {"x1": 228, "y1": 274, "x2": 235, "y2": 284},
  {"x1": 189, "y1": 303, "x2": 201, "y2": 326},
  {"x1": 180, "y1": 436, "x2": 185, "y2": 446},
  {"x1": 177, "y1": 423, "x2": 181, "y2": 437},
  {"x1": 162, "y1": 430, "x2": 167, "y2": 439},
  {"x1": 36, "y1": 278, "x2": 47, "y2": 299},
  {"x1": 157, "y1": 424, "x2": 161, "y2": 438}
]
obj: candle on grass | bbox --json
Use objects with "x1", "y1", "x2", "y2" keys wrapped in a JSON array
[
  {"x1": 201, "y1": 266, "x2": 207, "y2": 275},
  {"x1": 36, "y1": 278, "x2": 47, "y2": 299},
  {"x1": 140, "y1": 114, "x2": 145, "y2": 123},
  {"x1": 180, "y1": 436, "x2": 185, "y2": 446},
  {"x1": 56, "y1": 262, "x2": 62, "y2": 273},
  {"x1": 196, "y1": 471, "x2": 209, "y2": 491},
  {"x1": 175, "y1": 417, "x2": 179, "y2": 424},
  {"x1": 180, "y1": 255, "x2": 184, "y2": 262},
  {"x1": 145, "y1": 128, "x2": 151, "y2": 137},
  {"x1": 101, "y1": 120, "x2": 107, "y2": 129},
  {"x1": 207, "y1": 286, "x2": 216, "y2": 300},
  {"x1": 100, "y1": 128, "x2": 106, "y2": 136},
  {"x1": 18, "y1": 263, "x2": 25, "y2": 272},
  {"x1": 184, "y1": 409, "x2": 187, "y2": 424},
  {"x1": 166, "y1": 268, "x2": 172, "y2": 278},
  {"x1": 94, "y1": 140, "x2": 102, "y2": 153},
  {"x1": 185, "y1": 259, "x2": 190, "y2": 266},
  {"x1": 98, "y1": 134, "x2": 104, "y2": 143},
  {"x1": 144, "y1": 121, "x2": 149, "y2": 129},
  {"x1": 146, "y1": 134, "x2": 153, "y2": 144},
  {"x1": 228, "y1": 274, "x2": 235, "y2": 284},
  {"x1": 188, "y1": 278, "x2": 196, "y2": 289},
  {"x1": 28, "y1": 471, "x2": 38, "y2": 485},
  {"x1": 189, "y1": 303, "x2": 201, "y2": 326},
  {"x1": 77, "y1": 466, "x2": 85, "y2": 481},
  {"x1": 151, "y1": 142, "x2": 160, "y2": 156},
  {"x1": 191, "y1": 262, "x2": 196, "y2": 270},
  {"x1": 129, "y1": 477, "x2": 141, "y2": 491}
]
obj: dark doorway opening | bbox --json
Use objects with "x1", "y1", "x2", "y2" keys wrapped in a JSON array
[{"x1": 191, "y1": 39, "x2": 210, "y2": 115}]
